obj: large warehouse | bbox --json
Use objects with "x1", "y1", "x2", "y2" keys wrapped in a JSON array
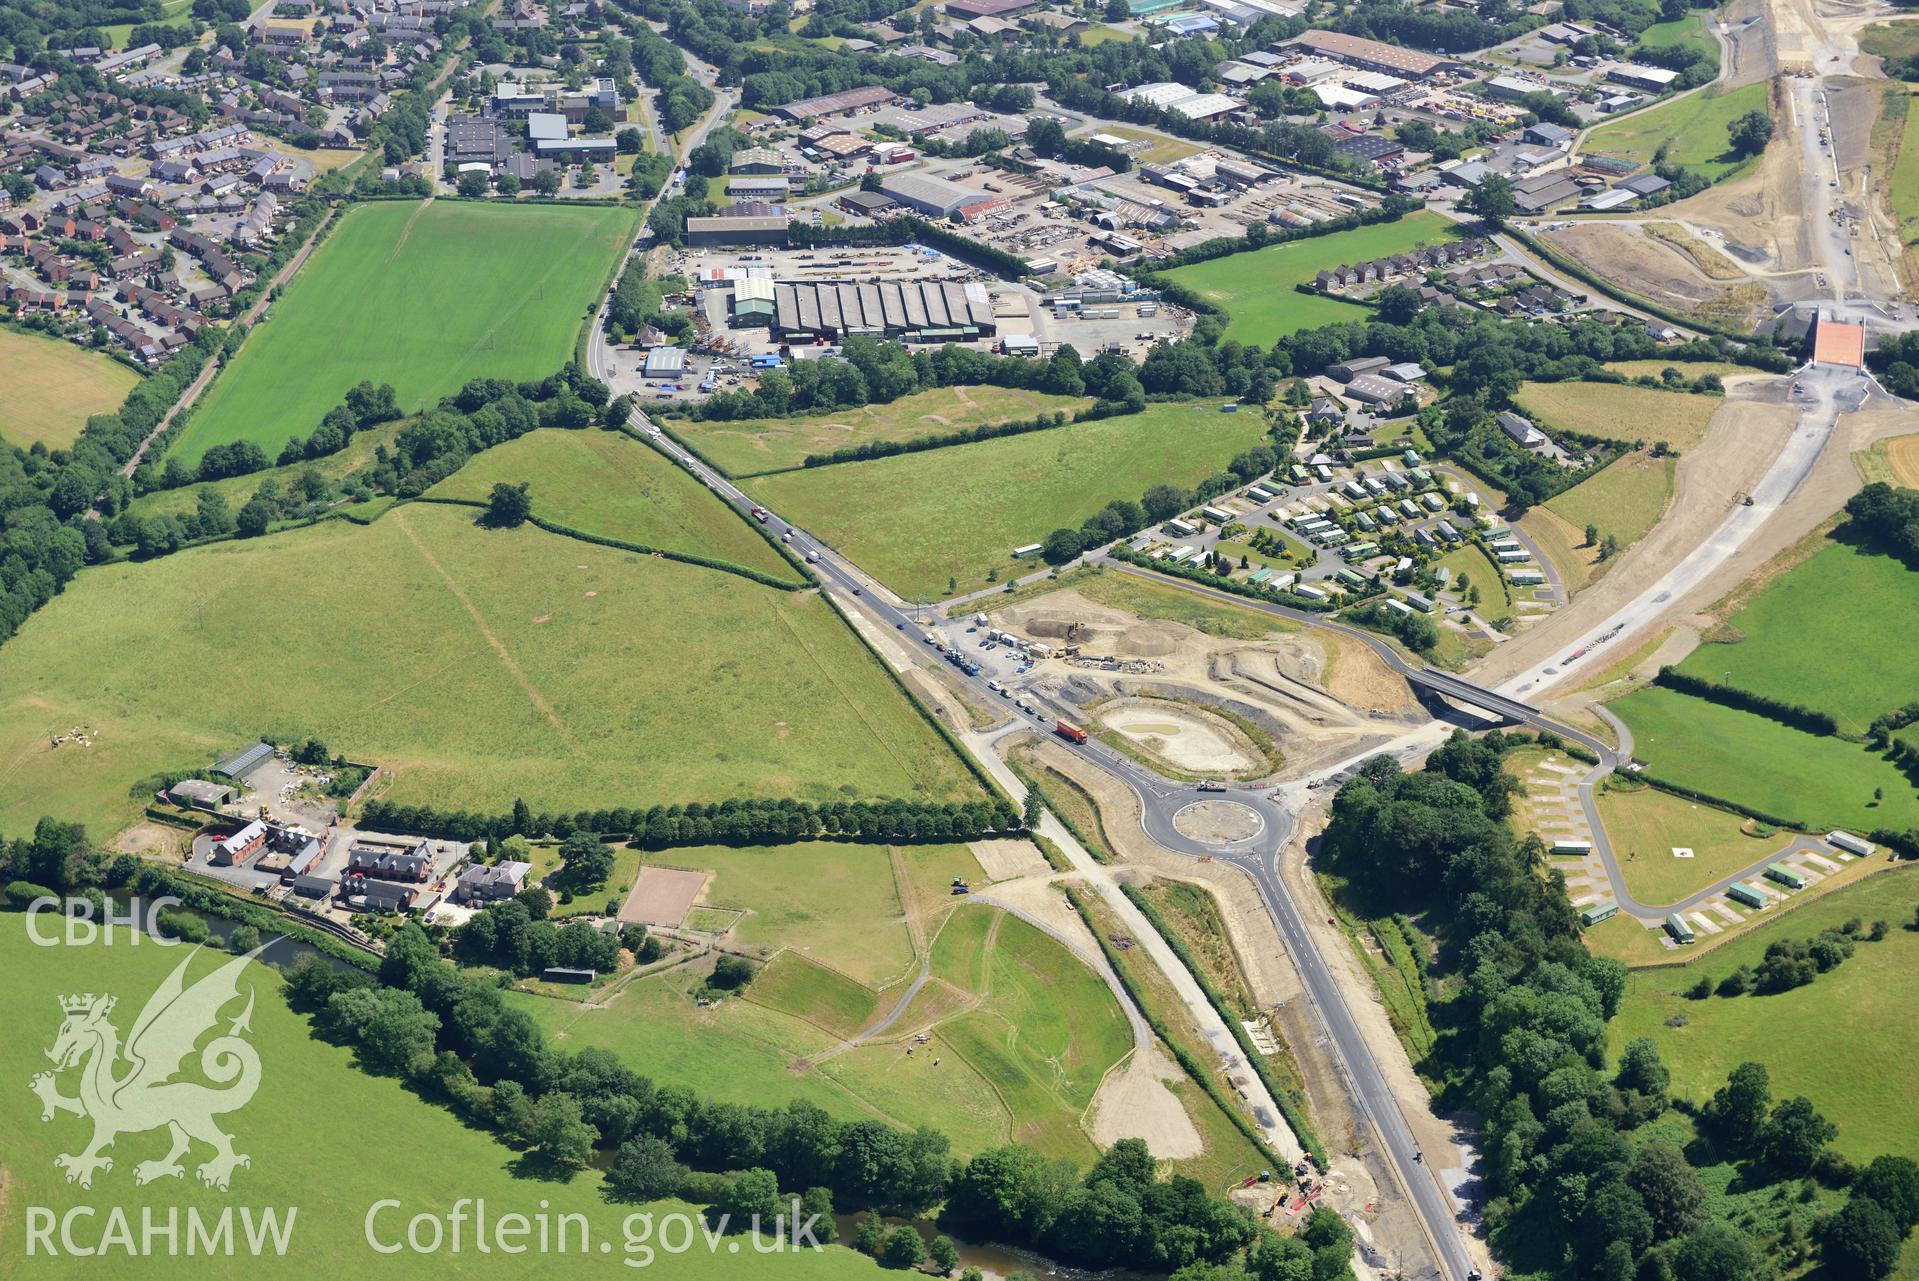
[
  {"x1": 876, "y1": 171, "x2": 992, "y2": 219},
  {"x1": 773, "y1": 279, "x2": 997, "y2": 342},
  {"x1": 1289, "y1": 30, "x2": 1452, "y2": 79}
]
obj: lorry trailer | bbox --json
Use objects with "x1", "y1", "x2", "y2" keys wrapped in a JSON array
[{"x1": 1054, "y1": 719, "x2": 1089, "y2": 745}]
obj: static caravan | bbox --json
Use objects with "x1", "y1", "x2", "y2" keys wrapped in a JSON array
[
  {"x1": 1764, "y1": 862, "x2": 1807, "y2": 891},
  {"x1": 1166, "y1": 518, "x2": 1197, "y2": 536},
  {"x1": 1828, "y1": 830, "x2": 1876, "y2": 857},
  {"x1": 1580, "y1": 900, "x2": 1618, "y2": 927},
  {"x1": 1295, "y1": 584, "x2": 1328, "y2": 602},
  {"x1": 1496, "y1": 550, "x2": 1532, "y2": 564},
  {"x1": 1384, "y1": 598, "x2": 1414, "y2": 616},
  {"x1": 1551, "y1": 839, "x2": 1592, "y2": 856},
  {"x1": 1201, "y1": 505, "x2": 1234, "y2": 524},
  {"x1": 1509, "y1": 570, "x2": 1546, "y2": 586},
  {"x1": 1420, "y1": 492, "x2": 1446, "y2": 512},
  {"x1": 1166, "y1": 545, "x2": 1198, "y2": 565},
  {"x1": 1665, "y1": 913, "x2": 1696, "y2": 944},
  {"x1": 1727, "y1": 882, "x2": 1769, "y2": 910},
  {"x1": 1012, "y1": 543, "x2": 1043, "y2": 557}
]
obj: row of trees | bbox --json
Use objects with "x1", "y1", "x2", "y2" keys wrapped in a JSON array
[
  {"x1": 1649, "y1": 665, "x2": 1841, "y2": 737},
  {"x1": 360, "y1": 794, "x2": 1022, "y2": 846}
]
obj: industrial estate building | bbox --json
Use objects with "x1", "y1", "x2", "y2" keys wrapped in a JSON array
[{"x1": 771, "y1": 279, "x2": 997, "y2": 342}]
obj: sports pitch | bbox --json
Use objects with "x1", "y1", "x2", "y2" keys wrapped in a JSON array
[
  {"x1": 747, "y1": 402, "x2": 1270, "y2": 599},
  {"x1": 0, "y1": 920, "x2": 890, "y2": 1280},
  {"x1": 168, "y1": 201, "x2": 640, "y2": 463},
  {"x1": 1159, "y1": 212, "x2": 1462, "y2": 343},
  {"x1": 428, "y1": 428, "x2": 792, "y2": 578},
  {"x1": 675, "y1": 385, "x2": 1090, "y2": 477},
  {"x1": 0, "y1": 504, "x2": 976, "y2": 838},
  {"x1": 0, "y1": 327, "x2": 143, "y2": 451}
]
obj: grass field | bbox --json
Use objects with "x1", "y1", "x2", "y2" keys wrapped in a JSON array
[
  {"x1": 1636, "y1": 11, "x2": 1718, "y2": 67},
  {"x1": 1611, "y1": 867, "x2": 1919, "y2": 1163},
  {"x1": 1544, "y1": 453, "x2": 1676, "y2": 552},
  {"x1": 1513, "y1": 382, "x2": 1722, "y2": 451},
  {"x1": 1518, "y1": 506, "x2": 1602, "y2": 594},
  {"x1": 1674, "y1": 539, "x2": 1919, "y2": 734},
  {"x1": 1435, "y1": 542, "x2": 1512, "y2": 624},
  {"x1": 170, "y1": 201, "x2": 640, "y2": 464},
  {"x1": 1609, "y1": 686, "x2": 1919, "y2": 831},
  {"x1": 1085, "y1": 123, "x2": 1198, "y2": 163},
  {"x1": 673, "y1": 386, "x2": 1090, "y2": 477},
  {"x1": 748, "y1": 403, "x2": 1270, "y2": 599},
  {"x1": 523, "y1": 901, "x2": 1131, "y2": 1163},
  {"x1": 1606, "y1": 359, "x2": 1757, "y2": 383},
  {"x1": 0, "y1": 505, "x2": 975, "y2": 838},
  {"x1": 0, "y1": 920, "x2": 891, "y2": 1281},
  {"x1": 1583, "y1": 81, "x2": 1771, "y2": 182},
  {"x1": 428, "y1": 428, "x2": 791, "y2": 577},
  {"x1": 992, "y1": 564, "x2": 1296, "y2": 638},
  {"x1": 1598, "y1": 783, "x2": 1801, "y2": 907},
  {"x1": 649, "y1": 841, "x2": 920, "y2": 987},
  {"x1": 1161, "y1": 212, "x2": 1463, "y2": 343},
  {"x1": 0, "y1": 328, "x2": 143, "y2": 451}
]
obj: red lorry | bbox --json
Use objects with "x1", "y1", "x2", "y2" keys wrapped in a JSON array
[{"x1": 1054, "y1": 719, "x2": 1089, "y2": 745}]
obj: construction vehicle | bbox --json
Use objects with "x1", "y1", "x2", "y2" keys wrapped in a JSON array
[
  {"x1": 1197, "y1": 780, "x2": 1226, "y2": 792},
  {"x1": 951, "y1": 877, "x2": 970, "y2": 895}
]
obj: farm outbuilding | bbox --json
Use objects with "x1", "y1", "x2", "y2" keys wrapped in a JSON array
[{"x1": 212, "y1": 741, "x2": 275, "y2": 782}]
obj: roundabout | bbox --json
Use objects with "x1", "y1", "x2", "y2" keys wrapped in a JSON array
[{"x1": 1171, "y1": 798, "x2": 1265, "y2": 845}]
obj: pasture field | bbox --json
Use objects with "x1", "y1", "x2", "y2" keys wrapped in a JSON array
[
  {"x1": 1434, "y1": 543, "x2": 1512, "y2": 624},
  {"x1": 1582, "y1": 81, "x2": 1770, "y2": 182},
  {"x1": 1636, "y1": 11, "x2": 1718, "y2": 66},
  {"x1": 427, "y1": 428, "x2": 791, "y2": 577},
  {"x1": 1544, "y1": 453, "x2": 1676, "y2": 553},
  {"x1": 522, "y1": 902, "x2": 1132, "y2": 1163},
  {"x1": 127, "y1": 420, "x2": 406, "y2": 523},
  {"x1": 1608, "y1": 687, "x2": 1919, "y2": 831},
  {"x1": 1605, "y1": 359, "x2": 1756, "y2": 383},
  {"x1": 674, "y1": 386, "x2": 1089, "y2": 477},
  {"x1": 0, "y1": 328, "x2": 142, "y2": 451},
  {"x1": 1518, "y1": 506, "x2": 1602, "y2": 594},
  {"x1": 749, "y1": 403, "x2": 1270, "y2": 599},
  {"x1": 1610, "y1": 867, "x2": 1919, "y2": 1164},
  {"x1": 0, "y1": 922, "x2": 888, "y2": 1281},
  {"x1": 170, "y1": 201, "x2": 640, "y2": 463},
  {"x1": 1597, "y1": 783, "x2": 1801, "y2": 907},
  {"x1": 0, "y1": 505, "x2": 975, "y2": 839},
  {"x1": 1160, "y1": 212, "x2": 1462, "y2": 343},
  {"x1": 1513, "y1": 381, "x2": 1722, "y2": 451},
  {"x1": 651, "y1": 841, "x2": 920, "y2": 986},
  {"x1": 1854, "y1": 432, "x2": 1919, "y2": 487},
  {"x1": 1674, "y1": 539, "x2": 1919, "y2": 733}
]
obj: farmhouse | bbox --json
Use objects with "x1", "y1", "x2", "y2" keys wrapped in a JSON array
[
  {"x1": 211, "y1": 820, "x2": 268, "y2": 866},
  {"x1": 1497, "y1": 411, "x2": 1550, "y2": 448},
  {"x1": 454, "y1": 860, "x2": 533, "y2": 903}
]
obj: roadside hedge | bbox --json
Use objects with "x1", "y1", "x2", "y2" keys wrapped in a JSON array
[
  {"x1": 1120, "y1": 883, "x2": 1329, "y2": 1170},
  {"x1": 1651, "y1": 666, "x2": 1839, "y2": 737}
]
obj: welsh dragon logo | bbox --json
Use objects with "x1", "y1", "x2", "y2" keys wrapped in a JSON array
[{"x1": 30, "y1": 948, "x2": 264, "y2": 1190}]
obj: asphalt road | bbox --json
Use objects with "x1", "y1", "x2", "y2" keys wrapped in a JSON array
[{"x1": 626, "y1": 416, "x2": 1638, "y2": 1278}]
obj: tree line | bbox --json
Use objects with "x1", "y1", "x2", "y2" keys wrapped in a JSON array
[
  {"x1": 360, "y1": 794, "x2": 1022, "y2": 846},
  {"x1": 1650, "y1": 665, "x2": 1841, "y2": 737}
]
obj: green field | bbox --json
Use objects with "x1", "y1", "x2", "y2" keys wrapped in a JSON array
[
  {"x1": 1893, "y1": 91, "x2": 1919, "y2": 244},
  {"x1": 1435, "y1": 542, "x2": 1512, "y2": 624},
  {"x1": 1610, "y1": 868, "x2": 1919, "y2": 1163},
  {"x1": 649, "y1": 841, "x2": 925, "y2": 987},
  {"x1": 0, "y1": 505, "x2": 975, "y2": 838},
  {"x1": 1636, "y1": 11, "x2": 1719, "y2": 68},
  {"x1": 170, "y1": 201, "x2": 639, "y2": 464},
  {"x1": 521, "y1": 902, "x2": 1132, "y2": 1163},
  {"x1": 1609, "y1": 686, "x2": 1919, "y2": 831},
  {"x1": 1160, "y1": 212, "x2": 1463, "y2": 343},
  {"x1": 1676, "y1": 539, "x2": 1919, "y2": 733},
  {"x1": 1598, "y1": 784, "x2": 1801, "y2": 907},
  {"x1": 674, "y1": 386, "x2": 1090, "y2": 477},
  {"x1": 1583, "y1": 81, "x2": 1771, "y2": 182},
  {"x1": 428, "y1": 428, "x2": 792, "y2": 577},
  {"x1": 748, "y1": 403, "x2": 1270, "y2": 599},
  {"x1": 1544, "y1": 453, "x2": 1676, "y2": 551},
  {"x1": 1514, "y1": 381, "x2": 1722, "y2": 451},
  {"x1": 0, "y1": 327, "x2": 143, "y2": 452},
  {"x1": 0, "y1": 919, "x2": 891, "y2": 1281}
]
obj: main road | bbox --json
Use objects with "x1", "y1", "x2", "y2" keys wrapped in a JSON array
[{"x1": 618, "y1": 408, "x2": 1572, "y2": 1279}]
